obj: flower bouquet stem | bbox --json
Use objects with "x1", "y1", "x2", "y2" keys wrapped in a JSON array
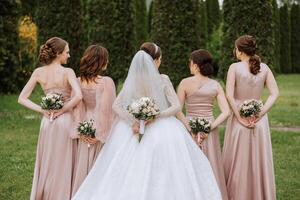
[{"x1": 138, "y1": 120, "x2": 145, "y2": 142}]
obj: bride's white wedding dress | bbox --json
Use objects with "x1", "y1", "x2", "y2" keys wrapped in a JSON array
[{"x1": 73, "y1": 51, "x2": 221, "y2": 200}]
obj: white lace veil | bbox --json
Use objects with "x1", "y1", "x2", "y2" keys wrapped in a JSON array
[{"x1": 117, "y1": 50, "x2": 169, "y2": 111}]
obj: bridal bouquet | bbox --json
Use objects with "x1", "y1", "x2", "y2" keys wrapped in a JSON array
[
  {"x1": 239, "y1": 99, "x2": 263, "y2": 118},
  {"x1": 40, "y1": 93, "x2": 64, "y2": 122},
  {"x1": 188, "y1": 117, "x2": 211, "y2": 148},
  {"x1": 127, "y1": 97, "x2": 160, "y2": 142},
  {"x1": 77, "y1": 119, "x2": 96, "y2": 147}
]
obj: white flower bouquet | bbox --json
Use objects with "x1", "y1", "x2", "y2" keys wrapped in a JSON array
[
  {"x1": 40, "y1": 93, "x2": 64, "y2": 122},
  {"x1": 127, "y1": 97, "x2": 160, "y2": 142}
]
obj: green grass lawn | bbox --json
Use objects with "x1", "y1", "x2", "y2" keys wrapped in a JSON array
[{"x1": 0, "y1": 74, "x2": 299, "y2": 199}]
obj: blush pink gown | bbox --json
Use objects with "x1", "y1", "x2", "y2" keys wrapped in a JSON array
[
  {"x1": 223, "y1": 62, "x2": 276, "y2": 200},
  {"x1": 30, "y1": 87, "x2": 77, "y2": 200},
  {"x1": 71, "y1": 77, "x2": 116, "y2": 196},
  {"x1": 185, "y1": 79, "x2": 228, "y2": 200}
]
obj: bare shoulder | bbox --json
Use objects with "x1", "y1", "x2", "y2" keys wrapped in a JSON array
[
  {"x1": 229, "y1": 62, "x2": 239, "y2": 71},
  {"x1": 64, "y1": 67, "x2": 76, "y2": 74},
  {"x1": 31, "y1": 67, "x2": 45, "y2": 78},
  {"x1": 260, "y1": 62, "x2": 270, "y2": 72},
  {"x1": 178, "y1": 76, "x2": 194, "y2": 88}
]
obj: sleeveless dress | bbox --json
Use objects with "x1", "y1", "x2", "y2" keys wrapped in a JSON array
[
  {"x1": 223, "y1": 62, "x2": 276, "y2": 200},
  {"x1": 185, "y1": 79, "x2": 228, "y2": 200}
]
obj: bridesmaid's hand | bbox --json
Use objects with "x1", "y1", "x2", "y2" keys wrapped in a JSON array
[
  {"x1": 85, "y1": 137, "x2": 99, "y2": 145},
  {"x1": 237, "y1": 117, "x2": 254, "y2": 129},
  {"x1": 250, "y1": 114, "x2": 263, "y2": 125},
  {"x1": 132, "y1": 122, "x2": 140, "y2": 135},
  {"x1": 42, "y1": 110, "x2": 50, "y2": 119},
  {"x1": 80, "y1": 135, "x2": 89, "y2": 143},
  {"x1": 52, "y1": 108, "x2": 66, "y2": 119}
]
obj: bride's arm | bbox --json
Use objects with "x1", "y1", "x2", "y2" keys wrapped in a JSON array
[
  {"x1": 176, "y1": 80, "x2": 191, "y2": 131},
  {"x1": 112, "y1": 90, "x2": 137, "y2": 126},
  {"x1": 159, "y1": 75, "x2": 181, "y2": 118}
]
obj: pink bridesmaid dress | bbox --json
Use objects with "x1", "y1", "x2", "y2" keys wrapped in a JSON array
[
  {"x1": 30, "y1": 86, "x2": 77, "y2": 200},
  {"x1": 71, "y1": 77, "x2": 116, "y2": 196},
  {"x1": 185, "y1": 79, "x2": 228, "y2": 200},
  {"x1": 223, "y1": 62, "x2": 276, "y2": 200}
]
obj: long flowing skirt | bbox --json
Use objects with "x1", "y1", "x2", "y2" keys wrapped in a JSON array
[
  {"x1": 223, "y1": 114, "x2": 276, "y2": 200},
  {"x1": 30, "y1": 113, "x2": 77, "y2": 200}
]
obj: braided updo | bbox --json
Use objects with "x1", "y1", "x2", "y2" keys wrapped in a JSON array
[
  {"x1": 235, "y1": 35, "x2": 261, "y2": 75},
  {"x1": 38, "y1": 37, "x2": 68, "y2": 65}
]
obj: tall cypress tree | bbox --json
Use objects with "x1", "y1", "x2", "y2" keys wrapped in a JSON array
[
  {"x1": 272, "y1": 0, "x2": 281, "y2": 73},
  {"x1": 88, "y1": 0, "x2": 137, "y2": 83},
  {"x1": 219, "y1": 0, "x2": 275, "y2": 79},
  {"x1": 199, "y1": 0, "x2": 208, "y2": 48},
  {"x1": 279, "y1": 3, "x2": 292, "y2": 73},
  {"x1": 151, "y1": 0, "x2": 201, "y2": 86},
  {"x1": 36, "y1": 0, "x2": 85, "y2": 71},
  {"x1": 148, "y1": 1, "x2": 154, "y2": 35},
  {"x1": 206, "y1": 0, "x2": 221, "y2": 37},
  {"x1": 219, "y1": 0, "x2": 235, "y2": 79},
  {"x1": 290, "y1": 3, "x2": 300, "y2": 73},
  {"x1": 0, "y1": 0, "x2": 20, "y2": 93},
  {"x1": 135, "y1": 0, "x2": 148, "y2": 46}
]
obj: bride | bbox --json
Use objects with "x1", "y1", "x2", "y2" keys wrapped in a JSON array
[{"x1": 73, "y1": 42, "x2": 221, "y2": 200}]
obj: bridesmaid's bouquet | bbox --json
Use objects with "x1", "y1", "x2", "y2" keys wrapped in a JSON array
[
  {"x1": 77, "y1": 119, "x2": 96, "y2": 147},
  {"x1": 188, "y1": 117, "x2": 211, "y2": 148},
  {"x1": 127, "y1": 97, "x2": 160, "y2": 142},
  {"x1": 239, "y1": 99, "x2": 263, "y2": 119},
  {"x1": 40, "y1": 93, "x2": 64, "y2": 122}
]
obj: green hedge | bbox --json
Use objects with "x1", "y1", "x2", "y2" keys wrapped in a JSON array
[
  {"x1": 279, "y1": 3, "x2": 292, "y2": 73},
  {"x1": 35, "y1": 0, "x2": 85, "y2": 71},
  {"x1": 0, "y1": 0, "x2": 20, "y2": 93},
  {"x1": 87, "y1": 0, "x2": 137, "y2": 84},
  {"x1": 291, "y1": 3, "x2": 300, "y2": 73},
  {"x1": 135, "y1": 0, "x2": 148, "y2": 46},
  {"x1": 151, "y1": 0, "x2": 202, "y2": 86},
  {"x1": 219, "y1": 0, "x2": 275, "y2": 80},
  {"x1": 272, "y1": 0, "x2": 281, "y2": 73},
  {"x1": 206, "y1": 0, "x2": 221, "y2": 37}
]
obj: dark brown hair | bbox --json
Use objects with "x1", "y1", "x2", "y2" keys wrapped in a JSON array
[
  {"x1": 140, "y1": 42, "x2": 161, "y2": 60},
  {"x1": 189, "y1": 49, "x2": 214, "y2": 76},
  {"x1": 235, "y1": 35, "x2": 261, "y2": 75},
  {"x1": 38, "y1": 37, "x2": 68, "y2": 65},
  {"x1": 79, "y1": 45, "x2": 109, "y2": 83}
]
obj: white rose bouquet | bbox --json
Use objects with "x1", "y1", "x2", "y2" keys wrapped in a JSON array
[
  {"x1": 40, "y1": 93, "x2": 64, "y2": 122},
  {"x1": 188, "y1": 117, "x2": 211, "y2": 148},
  {"x1": 77, "y1": 119, "x2": 96, "y2": 147},
  {"x1": 127, "y1": 97, "x2": 160, "y2": 142},
  {"x1": 239, "y1": 99, "x2": 263, "y2": 119}
]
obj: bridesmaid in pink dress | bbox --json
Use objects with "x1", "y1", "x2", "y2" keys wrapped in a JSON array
[
  {"x1": 176, "y1": 49, "x2": 230, "y2": 200},
  {"x1": 71, "y1": 45, "x2": 116, "y2": 196},
  {"x1": 223, "y1": 35, "x2": 279, "y2": 200},
  {"x1": 18, "y1": 37, "x2": 82, "y2": 200}
]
